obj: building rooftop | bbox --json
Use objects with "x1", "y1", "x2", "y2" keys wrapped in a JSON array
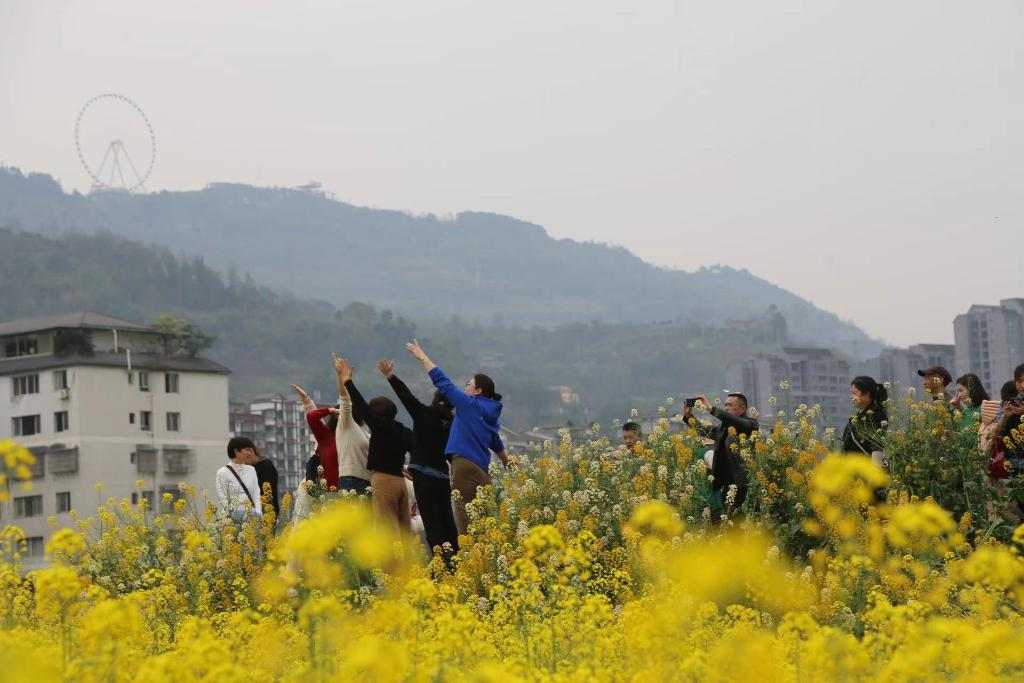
[
  {"x1": 0, "y1": 351, "x2": 230, "y2": 376},
  {"x1": 0, "y1": 311, "x2": 152, "y2": 337},
  {"x1": 911, "y1": 343, "x2": 955, "y2": 352},
  {"x1": 780, "y1": 347, "x2": 837, "y2": 359}
]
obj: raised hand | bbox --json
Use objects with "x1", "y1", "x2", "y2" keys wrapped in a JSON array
[
  {"x1": 378, "y1": 359, "x2": 395, "y2": 378},
  {"x1": 695, "y1": 394, "x2": 710, "y2": 413},
  {"x1": 405, "y1": 339, "x2": 436, "y2": 372},
  {"x1": 405, "y1": 339, "x2": 426, "y2": 360},
  {"x1": 332, "y1": 353, "x2": 353, "y2": 383},
  {"x1": 290, "y1": 384, "x2": 311, "y2": 402}
]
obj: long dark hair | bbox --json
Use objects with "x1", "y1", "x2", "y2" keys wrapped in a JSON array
[
  {"x1": 473, "y1": 373, "x2": 502, "y2": 402},
  {"x1": 955, "y1": 373, "x2": 990, "y2": 407},
  {"x1": 851, "y1": 376, "x2": 888, "y2": 409}
]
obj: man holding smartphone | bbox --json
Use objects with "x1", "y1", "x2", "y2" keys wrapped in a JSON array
[
  {"x1": 996, "y1": 364, "x2": 1024, "y2": 469},
  {"x1": 683, "y1": 393, "x2": 759, "y2": 518}
]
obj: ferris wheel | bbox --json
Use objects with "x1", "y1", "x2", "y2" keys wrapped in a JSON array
[{"x1": 74, "y1": 93, "x2": 156, "y2": 193}]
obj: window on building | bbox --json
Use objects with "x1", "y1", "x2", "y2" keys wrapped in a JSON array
[
  {"x1": 12, "y1": 415, "x2": 41, "y2": 437},
  {"x1": 166, "y1": 412, "x2": 181, "y2": 432},
  {"x1": 140, "y1": 411, "x2": 152, "y2": 431},
  {"x1": 139, "y1": 371, "x2": 150, "y2": 392},
  {"x1": 54, "y1": 411, "x2": 69, "y2": 433},
  {"x1": 129, "y1": 413, "x2": 136, "y2": 424},
  {"x1": 4, "y1": 337, "x2": 38, "y2": 358},
  {"x1": 25, "y1": 536, "x2": 44, "y2": 558},
  {"x1": 56, "y1": 491, "x2": 72, "y2": 514},
  {"x1": 12, "y1": 374, "x2": 40, "y2": 396},
  {"x1": 15, "y1": 495, "x2": 43, "y2": 518},
  {"x1": 165, "y1": 373, "x2": 179, "y2": 393},
  {"x1": 53, "y1": 369, "x2": 69, "y2": 390}
]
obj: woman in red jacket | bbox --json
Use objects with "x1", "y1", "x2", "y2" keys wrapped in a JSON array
[{"x1": 291, "y1": 384, "x2": 341, "y2": 489}]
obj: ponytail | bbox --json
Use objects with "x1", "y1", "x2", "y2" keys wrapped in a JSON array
[{"x1": 473, "y1": 373, "x2": 502, "y2": 402}]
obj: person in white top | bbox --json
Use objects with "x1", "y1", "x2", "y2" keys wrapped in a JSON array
[
  {"x1": 216, "y1": 436, "x2": 263, "y2": 522},
  {"x1": 331, "y1": 354, "x2": 372, "y2": 493}
]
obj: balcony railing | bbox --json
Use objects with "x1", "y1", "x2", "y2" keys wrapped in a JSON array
[
  {"x1": 135, "y1": 446, "x2": 158, "y2": 475},
  {"x1": 27, "y1": 448, "x2": 45, "y2": 478},
  {"x1": 163, "y1": 447, "x2": 193, "y2": 475},
  {"x1": 48, "y1": 447, "x2": 79, "y2": 475}
]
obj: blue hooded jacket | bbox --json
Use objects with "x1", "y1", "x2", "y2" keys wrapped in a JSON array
[{"x1": 429, "y1": 367, "x2": 504, "y2": 472}]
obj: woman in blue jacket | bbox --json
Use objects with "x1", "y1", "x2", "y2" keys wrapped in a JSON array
[{"x1": 405, "y1": 339, "x2": 508, "y2": 534}]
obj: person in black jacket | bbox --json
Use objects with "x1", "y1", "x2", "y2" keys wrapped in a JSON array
[
  {"x1": 842, "y1": 376, "x2": 888, "y2": 456},
  {"x1": 683, "y1": 393, "x2": 759, "y2": 517},
  {"x1": 251, "y1": 447, "x2": 280, "y2": 524},
  {"x1": 378, "y1": 359, "x2": 460, "y2": 563},
  {"x1": 332, "y1": 355, "x2": 414, "y2": 534}
]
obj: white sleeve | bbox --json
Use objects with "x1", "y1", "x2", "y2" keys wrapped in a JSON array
[{"x1": 215, "y1": 468, "x2": 230, "y2": 510}]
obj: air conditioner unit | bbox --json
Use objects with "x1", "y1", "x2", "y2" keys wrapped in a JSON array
[{"x1": 58, "y1": 388, "x2": 70, "y2": 400}]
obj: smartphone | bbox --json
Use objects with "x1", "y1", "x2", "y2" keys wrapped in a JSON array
[{"x1": 684, "y1": 398, "x2": 698, "y2": 408}]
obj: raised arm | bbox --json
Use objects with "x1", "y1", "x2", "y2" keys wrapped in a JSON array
[
  {"x1": 710, "y1": 406, "x2": 758, "y2": 434},
  {"x1": 406, "y1": 339, "x2": 474, "y2": 411},
  {"x1": 405, "y1": 339, "x2": 437, "y2": 373},
  {"x1": 382, "y1": 360, "x2": 427, "y2": 417},
  {"x1": 343, "y1": 376, "x2": 380, "y2": 429},
  {"x1": 291, "y1": 384, "x2": 316, "y2": 412},
  {"x1": 305, "y1": 406, "x2": 333, "y2": 445},
  {"x1": 682, "y1": 401, "x2": 712, "y2": 436},
  {"x1": 331, "y1": 354, "x2": 351, "y2": 400}
]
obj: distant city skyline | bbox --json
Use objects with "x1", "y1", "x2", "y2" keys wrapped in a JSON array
[{"x1": 1, "y1": 0, "x2": 1021, "y2": 345}]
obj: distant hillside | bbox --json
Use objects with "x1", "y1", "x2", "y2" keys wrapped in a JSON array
[
  {"x1": 0, "y1": 229, "x2": 785, "y2": 430},
  {"x1": 0, "y1": 168, "x2": 881, "y2": 359}
]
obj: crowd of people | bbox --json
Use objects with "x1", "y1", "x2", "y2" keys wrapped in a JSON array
[{"x1": 214, "y1": 337, "x2": 1024, "y2": 556}]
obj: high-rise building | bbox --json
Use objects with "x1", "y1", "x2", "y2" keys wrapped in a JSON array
[
  {"x1": 726, "y1": 347, "x2": 852, "y2": 432},
  {"x1": 954, "y1": 299, "x2": 1024, "y2": 393},
  {"x1": 0, "y1": 312, "x2": 230, "y2": 569},
  {"x1": 230, "y1": 394, "x2": 311, "y2": 493},
  {"x1": 862, "y1": 343, "x2": 955, "y2": 398}
]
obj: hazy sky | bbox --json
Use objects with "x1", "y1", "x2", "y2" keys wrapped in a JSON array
[{"x1": 2, "y1": 0, "x2": 1021, "y2": 345}]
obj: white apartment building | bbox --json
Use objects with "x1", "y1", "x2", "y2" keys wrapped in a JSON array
[
  {"x1": 954, "y1": 299, "x2": 1024, "y2": 393},
  {"x1": 0, "y1": 312, "x2": 230, "y2": 568},
  {"x1": 725, "y1": 347, "x2": 852, "y2": 432}
]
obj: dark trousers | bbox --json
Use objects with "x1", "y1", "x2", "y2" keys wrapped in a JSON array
[
  {"x1": 411, "y1": 469, "x2": 460, "y2": 562},
  {"x1": 712, "y1": 484, "x2": 748, "y2": 522},
  {"x1": 338, "y1": 475, "x2": 370, "y2": 494}
]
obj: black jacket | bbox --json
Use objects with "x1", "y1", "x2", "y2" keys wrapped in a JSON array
[
  {"x1": 345, "y1": 379, "x2": 413, "y2": 477},
  {"x1": 253, "y1": 458, "x2": 280, "y2": 517},
  {"x1": 387, "y1": 375, "x2": 452, "y2": 474},
  {"x1": 304, "y1": 453, "x2": 321, "y2": 483},
  {"x1": 841, "y1": 405, "x2": 887, "y2": 455},
  {"x1": 690, "y1": 407, "x2": 759, "y2": 490}
]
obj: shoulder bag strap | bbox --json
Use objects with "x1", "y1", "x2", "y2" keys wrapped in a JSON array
[{"x1": 226, "y1": 466, "x2": 256, "y2": 507}]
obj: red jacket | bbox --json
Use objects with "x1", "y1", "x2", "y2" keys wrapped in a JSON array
[{"x1": 306, "y1": 407, "x2": 338, "y2": 488}]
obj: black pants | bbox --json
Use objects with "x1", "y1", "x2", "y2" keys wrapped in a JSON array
[
  {"x1": 713, "y1": 484, "x2": 748, "y2": 523},
  {"x1": 411, "y1": 470, "x2": 460, "y2": 563}
]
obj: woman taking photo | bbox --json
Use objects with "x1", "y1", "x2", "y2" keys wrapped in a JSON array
[{"x1": 405, "y1": 339, "x2": 508, "y2": 535}]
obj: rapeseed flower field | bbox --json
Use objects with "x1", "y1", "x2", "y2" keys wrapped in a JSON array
[{"x1": 3, "y1": 393, "x2": 1024, "y2": 681}]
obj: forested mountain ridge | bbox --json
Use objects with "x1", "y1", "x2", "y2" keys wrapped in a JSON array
[
  {"x1": 0, "y1": 228, "x2": 786, "y2": 430},
  {"x1": 0, "y1": 167, "x2": 881, "y2": 358}
]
